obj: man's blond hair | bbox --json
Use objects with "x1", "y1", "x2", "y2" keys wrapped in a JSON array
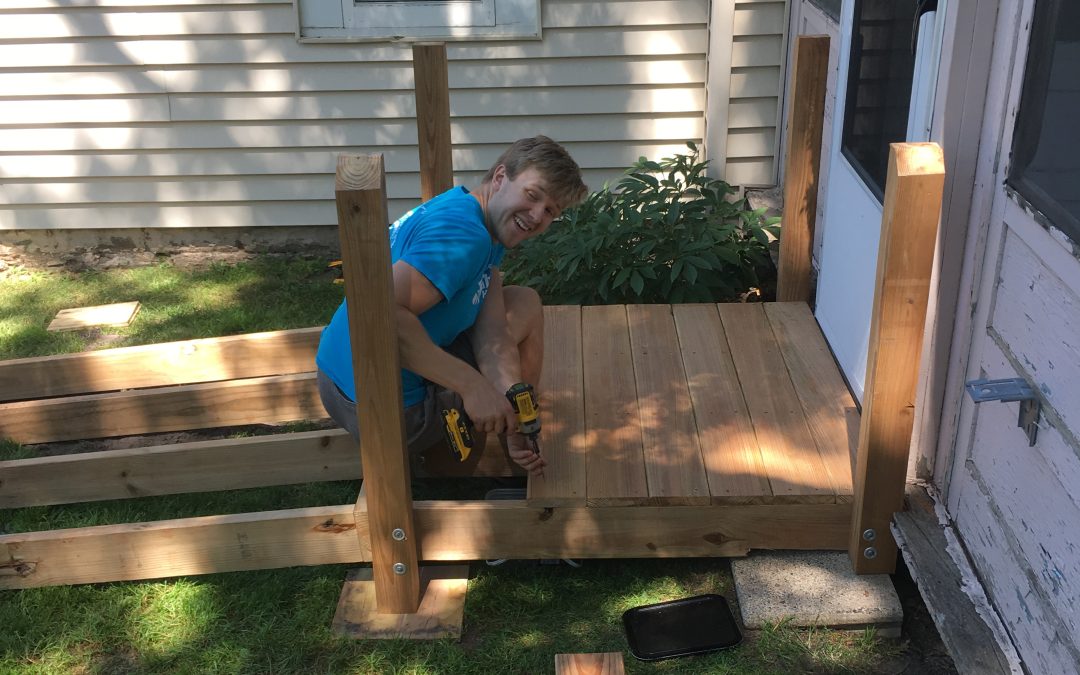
[{"x1": 482, "y1": 136, "x2": 588, "y2": 210}]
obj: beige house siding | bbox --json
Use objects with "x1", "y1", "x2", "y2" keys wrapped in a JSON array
[{"x1": 0, "y1": 0, "x2": 761, "y2": 231}]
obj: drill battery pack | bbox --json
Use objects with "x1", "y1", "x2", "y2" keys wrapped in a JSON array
[{"x1": 441, "y1": 407, "x2": 474, "y2": 462}]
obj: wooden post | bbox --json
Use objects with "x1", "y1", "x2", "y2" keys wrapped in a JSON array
[
  {"x1": 413, "y1": 43, "x2": 453, "y2": 201},
  {"x1": 776, "y1": 35, "x2": 829, "y2": 304},
  {"x1": 335, "y1": 154, "x2": 421, "y2": 613},
  {"x1": 850, "y1": 142, "x2": 944, "y2": 574}
]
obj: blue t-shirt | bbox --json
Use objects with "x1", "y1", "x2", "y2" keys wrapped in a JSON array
[{"x1": 315, "y1": 186, "x2": 505, "y2": 407}]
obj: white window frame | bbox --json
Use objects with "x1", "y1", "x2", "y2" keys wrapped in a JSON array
[{"x1": 295, "y1": 0, "x2": 541, "y2": 42}]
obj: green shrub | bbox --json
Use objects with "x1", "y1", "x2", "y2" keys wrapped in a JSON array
[{"x1": 502, "y1": 142, "x2": 780, "y2": 304}]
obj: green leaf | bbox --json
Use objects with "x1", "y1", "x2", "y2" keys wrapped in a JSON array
[
  {"x1": 670, "y1": 259, "x2": 684, "y2": 282},
  {"x1": 630, "y1": 270, "x2": 645, "y2": 296},
  {"x1": 685, "y1": 263, "x2": 699, "y2": 285},
  {"x1": 613, "y1": 266, "x2": 632, "y2": 288}
]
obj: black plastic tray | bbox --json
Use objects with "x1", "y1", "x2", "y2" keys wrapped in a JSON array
[{"x1": 622, "y1": 594, "x2": 742, "y2": 661}]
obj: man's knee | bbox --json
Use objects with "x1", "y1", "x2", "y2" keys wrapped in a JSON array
[{"x1": 503, "y1": 285, "x2": 542, "y2": 324}]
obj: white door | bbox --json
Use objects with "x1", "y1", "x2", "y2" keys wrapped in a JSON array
[
  {"x1": 814, "y1": 0, "x2": 945, "y2": 402},
  {"x1": 942, "y1": 0, "x2": 1080, "y2": 670}
]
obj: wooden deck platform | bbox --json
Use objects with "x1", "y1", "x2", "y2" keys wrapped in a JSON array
[{"x1": 529, "y1": 302, "x2": 858, "y2": 508}]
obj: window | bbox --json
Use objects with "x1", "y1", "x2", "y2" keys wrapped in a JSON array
[
  {"x1": 296, "y1": 0, "x2": 541, "y2": 41},
  {"x1": 1007, "y1": 0, "x2": 1080, "y2": 242},
  {"x1": 839, "y1": 0, "x2": 919, "y2": 199}
]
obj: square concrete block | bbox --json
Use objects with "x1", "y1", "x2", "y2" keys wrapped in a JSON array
[{"x1": 732, "y1": 551, "x2": 902, "y2": 636}]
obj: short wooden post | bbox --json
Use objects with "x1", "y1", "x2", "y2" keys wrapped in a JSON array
[
  {"x1": 413, "y1": 43, "x2": 454, "y2": 201},
  {"x1": 335, "y1": 154, "x2": 421, "y2": 612},
  {"x1": 850, "y1": 142, "x2": 945, "y2": 574},
  {"x1": 776, "y1": 35, "x2": 829, "y2": 304}
]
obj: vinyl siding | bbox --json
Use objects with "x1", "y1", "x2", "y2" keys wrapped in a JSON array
[{"x1": 0, "y1": 0, "x2": 744, "y2": 230}]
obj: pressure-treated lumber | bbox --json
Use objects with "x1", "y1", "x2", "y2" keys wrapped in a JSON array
[
  {"x1": 332, "y1": 566, "x2": 470, "y2": 640},
  {"x1": 582, "y1": 305, "x2": 649, "y2": 506},
  {"x1": 0, "y1": 500, "x2": 851, "y2": 589},
  {"x1": 717, "y1": 303, "x2": 835, "y2": 502},
  {"x1": 0, "y1": 327, "x2": 320, "y2": 402},
  {"x1": 776, "y1": 35, "x2": 829, "y2": 303},
  {"x1": 555, "y1": 652, "x2": 626, "y2": 675},
  {"x1": 764, "y1": 302, "x2": 857, "y2": 500},
  {"x1": 528, "y1": 305, "x2": 587, "y2": 505},
  {"x1": 47, "y1": 301, "x2": 140, "y2": 332},
  {"x1": 0, "y1": 372, "x2": 325, "y2": 445},
  {"x1": 627, "y1": 304, "x2": 710, "y2": 505},
  {"x1": 850, "y1": 142, "x2": 944, "y2": 574},
  {"x1": 673, "y1": 303, "x2": 772, "y2": 504},
  {"x1": 413, "y1": 43, "x2": 453, "y2": 201},
  {"x1": 335, "y1": 153, "x2": 420, "y2": 614}
]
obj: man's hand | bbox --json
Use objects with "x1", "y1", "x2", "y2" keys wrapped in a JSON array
[
  {"x1": 506, "y1": 431, "x2": 546, "y2": 477},
  {"x1": 461, "y1": 381, "x2": 518, "y2": 434}
]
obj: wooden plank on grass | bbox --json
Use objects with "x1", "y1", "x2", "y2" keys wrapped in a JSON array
[
  {"x1": 0, "y1": 372, "x2": 325, "y2": 445},
  {"x1": 0, "y1": 327, "x2": 321, "y2": 402},
  {"x1": 672, "y1": 304, "x2": 771, "y2": 503},
  {"x1": 582, "y1": 305, "x2": 648, "y2": 506},
  {"x1": 626, "y1": 304, "x2": 709, "y2": 505},
  {"x1": 47, "y1": 301, "x2": 140, "y2": 332},
  {"x1": 716, "y1": 303, "x2": 835, "y2": 503},
  {"x1": 332, "y1": 565, "x2": 469, "y2": 640},
  {"x1": 0, "y1": 500, "x2": 850, "y2": 588},
  {"x1": 764, "y1": 302, "x2": 857, "y2": 500},
  {"x1": 528, "y1": 305, "x2": 586, "y2": 505},
  {"x1": 555, "y1": 653, "x2": 626, "y2": 675}
]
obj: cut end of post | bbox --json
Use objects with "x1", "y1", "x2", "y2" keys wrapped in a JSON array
[
  {"x1": 891, "y1": 142, "x2": 945, "y2": 177},
  {"x1": 336, "y1": 154, "x2": 385, "y2": 193}
]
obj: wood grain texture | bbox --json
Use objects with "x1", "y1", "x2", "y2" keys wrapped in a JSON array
[
  {"x1": 764, "y1": 302, "x2": 856, "y2": 500},
  {"x1": 555, "y1": 652, "x2": 626, "y2": 675},
  {"x1": 717, "y1": 303, "x2": 835, "y2": 502},
  {"x1": 528, "y1": 305, "x2": 587, "y2": 505},
  {"x1": 627, "y1": 304, "x2": 710, "y2": 505},
  {"x1": 47, "y1": 301, "x2": 140, "y2": 332},
  {"x1": 0, "y1": 500, "x2": 850, "y2": 589},
  {"x1": 0, "y1": 327, "x2": 321, "y2": 402},
  {"x1": 850, "y1": 142, "x2": 944, "y2": 574},
  {"x1": 672, "y1": 304, "x2": 771, "y2": 503},
  {"x1": 336, "y1": 153, "x2": 420, "y2": 613},
  {"x1": 0, "y1": 372, "x2": 325, "y2": 445},
  {"x1": 582, "y1": 305, "x2": 649, "y2": 505},
  {"x1": 412, "y1": 43, "x2": 453, "y2": 201},
  {"x1": 776, "y1": 35, "x2": 829, "y2": 303},
  {"x1": 332, "y1": 566, "x2": 469, "y2": 640}
]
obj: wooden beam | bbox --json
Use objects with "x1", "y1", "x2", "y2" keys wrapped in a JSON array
[
  {"x1": 335, "y1": 154, "x2": 421, "y2": 614},
  {"x1": 332, "y1": 566, "x2": 470, "y2": 640},
  {"x1": 413, "y1": 43, "x2": 453, "y2": 201},
  {"x1": 0, "y1": 372, "x2": 325, "y2": 445},
  {"x1": 0, "y1": 327, "x2": 321, "y2": 402},
  {"x1": 850, "y1": 142, "x2": 944, "y2": 574},
  {"x1": 0, "y1": 501, "x2": 851, "y2": 589},
  {"x1": 555, "y1": 653, "x2": 626, "y2": 675},
  {"x1": 776, "y1": 35, "x2": 829, "y2": 303}
]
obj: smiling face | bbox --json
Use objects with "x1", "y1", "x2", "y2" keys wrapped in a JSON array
[{"x1": 483, "y1": 165, "x2": 562, "y2": 249}]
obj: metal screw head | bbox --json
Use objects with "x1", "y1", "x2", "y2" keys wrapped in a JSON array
[
  {"x1": 862, "y1": 528, "x2": 876, "y2": 542},
  {"x1": 392, "y1": 562, "x2": 407, "y2": 575},
  {"x1": 863, "y1": 547, "x2": 878, "y2": 560},
  {"x1": 391, "y1": 528, "x2": 406, "y2": 541}
]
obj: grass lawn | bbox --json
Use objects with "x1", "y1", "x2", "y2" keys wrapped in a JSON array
[{"x1": 0, "y1": 259, "x2": 904, "y2": 674}]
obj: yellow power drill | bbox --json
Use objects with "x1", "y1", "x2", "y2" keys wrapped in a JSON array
[{"x1": 442, "y1": 382, "x2": 541, "y2": 462}]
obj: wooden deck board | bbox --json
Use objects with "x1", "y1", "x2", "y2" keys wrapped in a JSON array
[
  {"x1": 673, "y1": 304, "x2": 773, "y2": 504},
  {"x1": 627, "y1": 305, "x2": 710, "y2": 505},
  {"x1": 582, "y1": 305, "x2": 649, "y2": 506},
  {"x1": 528, "y1": 305, "x2": 587, "y2": 505},
  {"x1": 764, "y1": 303, "x2": 858, "y2": 500},
  {"x1": 716, "y1": 303, "x2": 836, "y2": 503}
]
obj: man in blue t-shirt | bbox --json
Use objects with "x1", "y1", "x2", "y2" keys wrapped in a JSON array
[{"x1": 316, "y1": 136, "x2": 587, "y2": 477}]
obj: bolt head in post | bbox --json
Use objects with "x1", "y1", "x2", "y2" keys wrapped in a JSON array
[
  {"x1": 392, "y1": 562, "x2": 407, "y2": 575},
  {"x1": 862, "y1": 529, "x2": 876, "y2": 542},
  {"x1": 863, "y1": 547, "x2": 878, "y2": 560},
  {"x1": 391, "y1": 528, "x2": 406, "y2": 541}
]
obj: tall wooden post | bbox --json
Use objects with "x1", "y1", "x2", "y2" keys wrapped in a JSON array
[
  {"x1": 776, "y1": 35, "x2": 829, "y2": 304},
  {"x1": 850, "y1": 142, "x2": 945, "y2": 574},
  {"x1": 335, "y1": 154, "x2": 421, "y2": 613},
  {"x1": 413, "y1": 43, "x2": 454, "y2": 201}
]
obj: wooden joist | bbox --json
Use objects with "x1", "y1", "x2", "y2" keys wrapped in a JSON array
[
  {"x1": 0, "y1": 372, "x2": 325, "y2": 445},
  {"x1": 0, "y1": 327, "x2": 320, "y2": 402},
  {"x1": 0, "y1": 500, "x2": 851, "y2": 589}
]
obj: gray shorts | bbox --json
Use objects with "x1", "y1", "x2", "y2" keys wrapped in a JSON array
[{"x1": 316, "y1": 332, "x2": 477, "y2": 456}]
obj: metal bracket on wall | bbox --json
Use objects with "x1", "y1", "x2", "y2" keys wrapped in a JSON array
[{"x1": 965, "y1": 378, "x2": 1041, "y2": 446}]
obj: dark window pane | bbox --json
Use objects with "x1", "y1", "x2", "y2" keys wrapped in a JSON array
[
  {"x1": 840, "y1": 0, "x2": 918, "y2": 199},
  {"x1": 1008, "y1": 0, "x2": 1080, "y2": 241}
]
